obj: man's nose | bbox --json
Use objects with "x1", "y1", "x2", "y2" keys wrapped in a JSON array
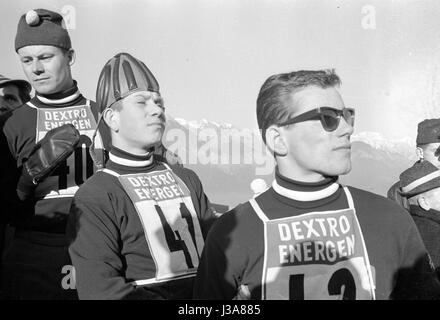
[
  {"x1": 32, "y1": 60, "x2": 44, "y2": 74},
  {"x1": 150, "y1": 102, "x2": 165, "y2": 118},
  {"x1": 338, "y1": 116, "x2": 354, "y2": 137}
]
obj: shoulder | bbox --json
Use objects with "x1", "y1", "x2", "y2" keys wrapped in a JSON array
[
  {"x1": 347, "y1": 185, "x2": 414, "y2": 223},
  {"x1": 348, "y1": 186, "x2": 402, "y2": 208},
  {"x1": 75, "y1": 170, "x2": 120, "y2": 201},
  {"x1": 208, "y1": 201, "x2": 260, "y2": 241},
  {"x1": 3, "y1": 104, "x2": 35, "y2": 131},
  {"x1": 169, "y1": 164, "x2": 203, "y2": 187}
]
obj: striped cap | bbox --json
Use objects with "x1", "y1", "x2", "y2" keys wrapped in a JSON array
[
  {"x1": 400, "y1": 160, "x2": 440, "y2": 197},
  {"x1": 96, "y1": 52, "x2": 160, "y2": 112},
  {"x1": 96, "y1": 52, "x2": 159, "y2": 112}
]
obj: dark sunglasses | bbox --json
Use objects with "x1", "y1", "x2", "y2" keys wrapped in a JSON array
[{"x1": 277, "y1": 107, "x2": 355, "y2": 132}]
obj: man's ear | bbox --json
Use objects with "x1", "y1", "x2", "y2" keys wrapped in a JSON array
[
  {"x1": 103, "y1": 107, "x2": 119, "y2": 132},
  {"x1": 416, "y1": 147, "x2": 424, "y2": 161},
  {"x1": 418, "y1": 196, "x2": 431, "y2": 211},
  {"x1": 67, "y1": 49, "x2": 76, "y2": 66},
  {"x1": 265, "y1": 125, "x2": 288, "y2": 157}
]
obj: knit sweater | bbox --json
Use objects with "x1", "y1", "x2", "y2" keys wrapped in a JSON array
[
  {"x1": 67, "y1": 147, "x2": 216, "y2": 299},
  {"x1": 194, "y1": 168, "x2": 440, "y2": 300}
]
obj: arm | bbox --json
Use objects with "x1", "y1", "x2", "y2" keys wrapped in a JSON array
[
  {"x1": 67, "y1": 192, "x2": 162, "y2": 300},
  {"x1": 193, "y1": 222, "x2": 240, "y2": 300},
  {"x1": 391, "y1": 221, "x2": 440, "y2": 299},
  {"x1": 184, "y1": 169, "x2": 218, "y2": 238},
  {"x1": 0, "y1": 124, "x2": 22, "y2": 224}
]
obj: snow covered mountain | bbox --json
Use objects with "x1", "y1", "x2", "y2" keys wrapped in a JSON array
[{"x1": 163, "y1": 117, "x2": 417, "y2": 207}]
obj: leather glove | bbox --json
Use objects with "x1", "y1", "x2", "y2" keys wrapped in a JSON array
[{"x1": 17, "y1": 124, "x2": 80, "y2": 200}]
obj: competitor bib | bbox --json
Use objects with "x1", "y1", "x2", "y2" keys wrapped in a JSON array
[
  {"x1": 250, "y1": 187, "x2": 376, "y2": 300},
  {"x1": 34, "y1": 103, "x2": 104, "y2": 199},
  {"x1": 108, "y1": 166, "x2": 205, "y2": 284}
]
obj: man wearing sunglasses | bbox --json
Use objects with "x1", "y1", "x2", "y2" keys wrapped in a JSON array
[{"x1": 194, "y1": 69, "x2": 440, "y2": 300}]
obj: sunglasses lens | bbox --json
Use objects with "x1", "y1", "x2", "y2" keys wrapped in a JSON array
[
  {"x1": 321, "y1": 109, "x2": 340, "y2": 131},
  {"x1": 343, "y1": 108, "x2": 355, "y2": 127}
]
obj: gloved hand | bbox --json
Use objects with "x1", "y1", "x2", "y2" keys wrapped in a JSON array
[{"x1": 17, "y1": 124, "x2": 80, "y2": 200}]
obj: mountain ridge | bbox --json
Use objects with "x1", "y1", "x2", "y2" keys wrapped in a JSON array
[{"x1": 163, "y1": 116, "x2": 416, "y2": 207}]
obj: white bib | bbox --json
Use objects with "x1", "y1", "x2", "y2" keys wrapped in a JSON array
[
  {"x1": 32, "y1": 102, "x2": 104, "y2": 199},
  {"x1": 103, "y1": 164, "x2": 205, "y2": 286},
  {"x1": 249, "y1": 187, "x2": 376, "y2": 300}
]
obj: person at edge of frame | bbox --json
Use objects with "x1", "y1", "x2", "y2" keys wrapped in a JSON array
[
  {"x1": 400, "y1": 160, "x2": 440, "y2": 279},
  {"x1": 387, "y1": 119, "x2": 440, "y2": 211},
  {"x1": 0, "y1": 74, "x2": 31, "y2": 297}
]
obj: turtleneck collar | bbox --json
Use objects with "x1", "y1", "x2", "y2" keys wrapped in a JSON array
[
  {"x1": 273, "y1": 166, "x2": 340, "y2": 201},
  {"x1": 36, "y1": 80, "x2": 81, "y2": 105},
  {"x1": 108, "y1": 146, "x2": 154, "y2": 168}
]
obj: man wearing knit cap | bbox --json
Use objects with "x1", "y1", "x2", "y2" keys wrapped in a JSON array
[
  {"x1": 67, "y1": 52, "x2": 216, "y2": 299},
  {"x1": 387, "y1": 118, "x2": 440, "y2": 210},
  {"x1": 400, "y1": 161, "x2": 440, "y2": 278},
  {"x1": 1, "y1": 8, "x2": 107, "y2": 299}
]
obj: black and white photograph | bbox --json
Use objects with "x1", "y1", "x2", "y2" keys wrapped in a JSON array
[{"x1": 1, "y1": 0, "x2": 440, "y2": 309}]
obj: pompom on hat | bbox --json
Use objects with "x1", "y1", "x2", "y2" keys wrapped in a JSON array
[
  {"x1": 400, "y1": 160, "x2": 440, "y2": 198},
  {"x1": 15, "y1": 9, "x2": 72, "y2": 52},
  {"x1": 416, "y1": 119, "x2": 440, "y2": 145}
]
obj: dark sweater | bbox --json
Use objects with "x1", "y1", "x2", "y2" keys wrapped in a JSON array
[
  {"x1": 67, "y1": 147, "x2": 216, "y2": 299},
  {"x1": 194, "y1": 168, "x2": 440, "y2": 300},
  {"x1": 409, "y1": 205, "x2": 440, "y2": 273},
  {"x1": 1, "y1": 83, "x2": 107, "y2": 233}
]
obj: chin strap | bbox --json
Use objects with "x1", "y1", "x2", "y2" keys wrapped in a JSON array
[
  {"x1": 90, "y1": 113, "x2": 105, "y2": 169},
  {"x1": 90, "y1": 113, "x2": 158, "y2": 170}
]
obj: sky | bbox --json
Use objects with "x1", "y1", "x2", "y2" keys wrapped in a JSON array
[{"x1": 1, "y1": 0, "x2": 440, "y2": 141}]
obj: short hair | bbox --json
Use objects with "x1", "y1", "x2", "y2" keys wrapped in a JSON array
[{"x1": 256, "y1": 69, "x2": 341, "y2": 143}]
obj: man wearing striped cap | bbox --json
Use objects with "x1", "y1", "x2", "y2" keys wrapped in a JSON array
[
  {"x1": 400, "y1": 160, "x2": 440, "y2": 278},
  {"x1": 67, "y1": 52, "x2": 216, "y2": 299}
]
